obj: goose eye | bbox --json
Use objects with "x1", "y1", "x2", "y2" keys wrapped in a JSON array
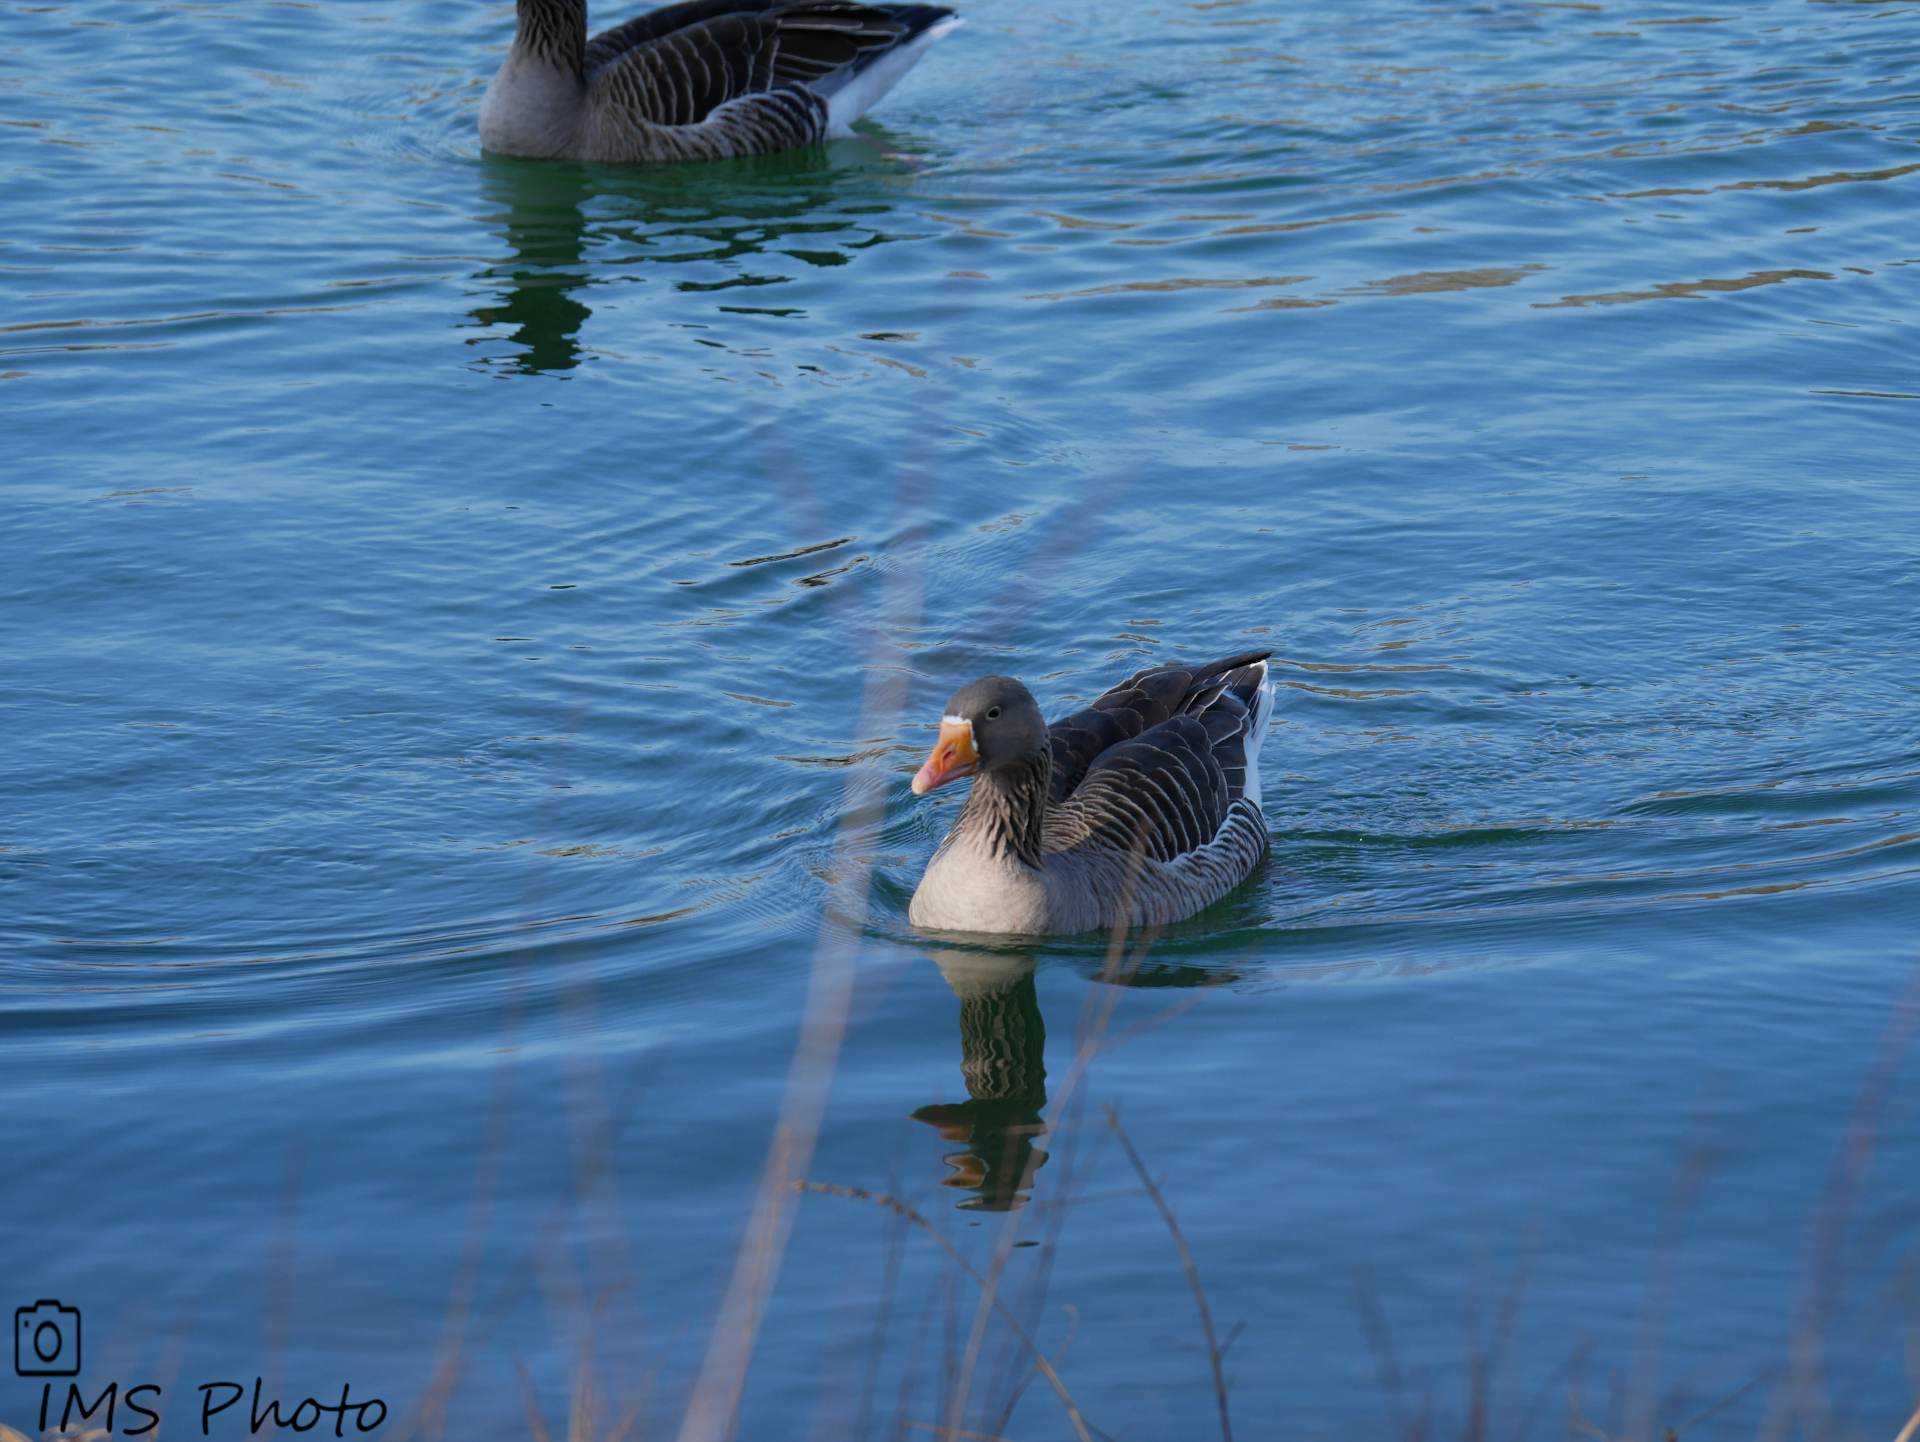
[{"x1": 985, "y1": 706, "x2": 1002, "y2": 720}]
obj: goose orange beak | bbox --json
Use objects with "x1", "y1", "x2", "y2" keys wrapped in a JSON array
[{"x1": 912, "y1": 718, "x2": 977, "y2": 794}]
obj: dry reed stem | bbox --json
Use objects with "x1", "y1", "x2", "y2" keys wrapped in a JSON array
[
  {"x1": 1101, "y1": 1105, "x2": 1234, "y2": 1442},
  {"x1": 943, "y1": 1182, "x2": 1037, "y2": 1438},
  {"x1": 1466, "y1": 1233, "x2": 1534, "y2": 1442},
  {"x1": 984, "y1": 1307, "x2": 1082, "y2": 1441},
  {"x1": 396, "y1": 966, "x2": 519, "y2": 1442},
  {"x1": 250, "y1": 1141, "x2": 307, "y2": 1442},
  {"x1": 853, "y1": 1173, "x2": 912, "y2": 1442},
  {"x1": 796, "y1": 1182, "x2": 1095, "y2": 1442},
  {"x1": 391, "y1": 713, "x2": 580, "y2": 1442},
  {"x1": 889, "y1": 1280, "x2": 943, "y2": 1442},
  {"x1": 1667, "y1": 1367, "x2": 1772, "y2": 1439},
  {"x1": 138, "y1": 1307, "x2": 198, "y2": 1442},
  {"x1": 674, "y1": 486, "x2": 926, "y2": 1442},
  {"x1": 515, "y1": 1360, "x2": 555, "y2": 1442},
  {"x1": 1757, "y1": 960, "x2": 1920, "y2": 1442},
  {"x1": 1893, "y1": 1400, "x2": 1920, "y2": 1442},
  {"x1": 1353, "y1": 1268, "x2": 1409, "y2": 1439},
  {"x1": 1621, "y1": 1101, "x2": 1716, "y2": 1442},
  {"x1": 672, "y1": 745, "x2": 877, "y2": 1442},
  {"x1": 567, "y1": 1354, "x2": 595, "y2": 1442}
]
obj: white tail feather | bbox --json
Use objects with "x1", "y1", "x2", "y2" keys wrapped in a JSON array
[
  {"x1": 1241, "y1": 665, "x2": 1275, "y2": 808},
  {"x1": 820, "y1": 17, "x2": 963, "y2": 136}
]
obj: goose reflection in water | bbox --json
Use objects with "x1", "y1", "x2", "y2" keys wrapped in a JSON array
[
  {"x1": 467, "y1": 147, "x2": 918, "y2": 375},
  {"x1": 469, "y1": 160, "x2": 597, "y2": 374},
  {"x1": 914, "y1": 950, "x2": 1234, "y2": 1211},
  {"x1": 914, "y1": 952, "x2": 1050, "y2": 1212}
]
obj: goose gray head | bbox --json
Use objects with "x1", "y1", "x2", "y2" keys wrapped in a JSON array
[{"x1": 911, "y1": 675, "x2": 1046, "y2": 795}]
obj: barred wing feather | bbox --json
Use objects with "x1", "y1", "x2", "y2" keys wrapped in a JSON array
[
  {"x1": 584, "y1": 2, "x2": 944, "y2": 127},
  {"x1": 481, "y1": 0, "x2": 958, "y2": 164}
]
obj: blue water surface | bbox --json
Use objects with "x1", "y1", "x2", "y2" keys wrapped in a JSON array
[{"x1": 4, "y1": 0, "x2": 1920, "y2": 1436}]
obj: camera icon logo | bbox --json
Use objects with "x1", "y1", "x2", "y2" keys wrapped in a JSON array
[{"x1": 15, "y1": 1300, "x2": 81, "y2": 1377}]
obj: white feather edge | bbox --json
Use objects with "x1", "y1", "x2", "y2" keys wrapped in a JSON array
[
  {"x1": 819, "y1": 16, "x2": 963, "y2": 136},
  {"x1": 1241, "y1": 664, "x2": 1276, "y2": 809}
]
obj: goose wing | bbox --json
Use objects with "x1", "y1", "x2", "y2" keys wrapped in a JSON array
[
  {"x1": 1043, "y1": 652, "x2": 1271, "y2": 866},
  {"x1": 583, "y1": 1, "x2": 940, "y2": 128},
  {"x1": 1044, "y1": 650, "x2": 1271, "y2": 805}
]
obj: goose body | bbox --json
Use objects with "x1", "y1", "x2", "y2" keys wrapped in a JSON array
[
  {"x1": 907, "y1": 651, "x2": 1276, "y2": 936},
  {"x1": 479, "y1": 0, "x2": 960, "y2": 164}
]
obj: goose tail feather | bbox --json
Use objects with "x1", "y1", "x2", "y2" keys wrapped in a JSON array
[
  {"x1": 1240, "y1": 663, "x2": 1275, "y2": 808},
  {"x1": 820, "y1": 13, "x2": 961, "y2": 134}
]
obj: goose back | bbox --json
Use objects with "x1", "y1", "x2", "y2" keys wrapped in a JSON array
[{"x1": 481, "y1": 0, "x2": 958, "y2": 163}]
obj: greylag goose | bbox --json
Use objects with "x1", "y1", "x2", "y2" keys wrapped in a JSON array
[
  {"x1": 908, "y1": 651, "x2": 1276, "y2": 935},
  {"x1": 479, "y1": 0, "x2": 961, "y2": 164}
]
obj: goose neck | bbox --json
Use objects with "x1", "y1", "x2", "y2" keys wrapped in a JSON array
[
  {"x1": 961, "y1": 753, "x2": 1050, "y2": 871},
  {"x1": 515, "y1": 0, "x2": 587, "y2": 71}
]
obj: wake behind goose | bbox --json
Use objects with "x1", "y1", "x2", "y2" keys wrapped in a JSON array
[
  {"x1": 480, "y1": 0, "x2": 961, "y2": 164},
  {"x1": 908, "y1": 651, "x2": 1276, "y2": 936}
]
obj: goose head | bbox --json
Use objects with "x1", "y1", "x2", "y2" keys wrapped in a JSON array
[{"x1": 911, "y1": 676, "x2": 1046, "y2": 795}]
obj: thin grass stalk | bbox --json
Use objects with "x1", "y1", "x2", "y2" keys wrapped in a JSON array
[
  {"x1": 890, "y1": 1276, "x2": 944, "y2": 1442},
  {"x1": 1621, "y1": 1109, "x2": 1715, "y2": 1442},
  {"x1": 1461, "y1": 1231, "x2": 1536, "y2": 1442},
  {"x1": 1355, "y1": 1266, "x2": 1417, "y2": 1442},
  {"x1": 1667, "y1": 1367, "x2": 1772, "y2": 1439},
  {"x1": 604, "y1": 1349, "x2": 663, "y2": 1442},
  {"x1": 854, "y1": 1183, "x2": 912, "y2": 1442},
  {"x1": 1907, "y1": 1264, "x2": 1920, "y2": 1428},
  {"x1": 252, "y1": 1144, "x2": 306, "y2": 1442},
  {"x1": 515, "y1": 1360, "x2": 555, "y2": 1442},
  {"x1": 142, "y1": 1307, "x2": 198, "y2": 1442},
  {"x1": 398, "y1": 921, "x2": 526, "y2": 1442},
  {"x1": 1464, "y1": 1282, "x2": 1489, "y2": 1442},
  {"x1": 431, "y1": 1051, "x2": 663, "y2": 1371},
  {"x1": 1564, "y1": 1341, "x2": 1602, "y2": 1442},
  {"x1": 1506, "y1": 1348, "x2": 1579, "y2": 1442},
  {"x1": 974, "y1": 815, "x2": 1253, "y2": 1436},
  {"x1": 983, "y1": 1086, "x2": 1106, "y2": 1436},
  {"x1": 942, "y1": 1268, "x2": 962, "y2": 1437},
  {"x1": 673, "y1": 755, "x2": 881, "y2": 1441},
  {"x1": 942, "y1": 1208, "x2": 1024, "y2": 1441},
  {"x1": 674, "y1": 504, "x2": 925, "y2": 1442},
  {"x1": 1757, "y1": 960, "x2": 1920, "y2": 1442},
  {"x1": 1102, "y1": 1105, "x2": 1234, "y2": 1442},
  {"x1": 1049, "y1": 816, "x2": 1160, "y2": 1132},
  {"x1": 564, "y1": 1353, "x2": 594, "y2": 1442},
  {"x1": 392, "y1": 721, "x2": 582, "y2": 1442},
  {"x1": 798, "y1": 1182, "x2": 1095, "y2": 1442},
  {"x1": 987, "y1": 1307, "x2": 1081, "y2": 1440},
  {"x1": 555, "y1": 936, "x2": 644, "y2": 1409}
]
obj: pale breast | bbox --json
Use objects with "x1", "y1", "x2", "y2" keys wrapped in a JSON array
[
  {"x1": 478, "y1": 54, "x2": 585, "y2": 158},
  {"x1": 908, "y1": 836, "x2": 1051, "y2": 934}
]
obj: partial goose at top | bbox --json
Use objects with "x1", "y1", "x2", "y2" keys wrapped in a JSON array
[
  {"x1": 907, "y1": 651, "x2": 1277, "y2": 936},
  {"x1": 479, "y1": 0, "x2": 961, "y2": 164}
]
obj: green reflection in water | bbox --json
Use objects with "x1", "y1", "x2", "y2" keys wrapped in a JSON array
[{"x1": 469, "y1": 142, "x2": 922, "y2": 373}]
